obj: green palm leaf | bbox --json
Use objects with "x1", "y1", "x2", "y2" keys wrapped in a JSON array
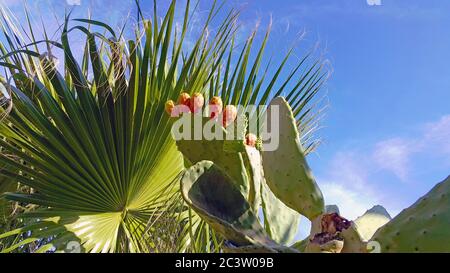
[{"x1": 0, "y1": 0, "x2": 327, "y2": 252}]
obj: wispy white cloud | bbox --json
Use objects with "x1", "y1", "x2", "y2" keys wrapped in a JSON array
[
  {"x1": 372, "y1": 138, "x2": 416, "y2": 181},
  {"x1": 423, "y1": 114, "x2": 450, "y2": 155},
  {"x1": 321, "y1": 183, "x2": 380, "y2": 220},
  {"x1": 315, "y1": 114, "x2": 450, "y2": 222},
  {"x1": 366, "y1": 0, "x2": 382, "y2": 6},
  {"x1": 66, "y1": 0, "x2": 81, "y2": 6},
  {"x1": 0, "y1": 0, "x2": 22, "y2": 7},
  {"x1": 370, "y1": 114, "x2": 450, "y2": 181},
  {"x1": 317, "y1": 151, "x2": 389, "y2": 220}
]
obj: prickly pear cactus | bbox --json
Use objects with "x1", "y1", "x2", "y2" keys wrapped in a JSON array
[
  {"x1": 261, "y1": 179, "x2": 300, "y2": 245},
  {"x1": 354, "y1": 205, "x2": 391, "y2": 241},
  {"x1": 180, "y1": 160, "x2": 298, "y2": 252},
  {"x1": 340, "y1": 223, "x2": 368, "y2": 253},
  {"x1": 261, "y1": 97, "x2": 324, "y2": 220},
  {"x1": 305, "y1": 238, "x2": 344, "y2": 253},
  {"x1": 243, "y1": 146, "x2": 301, "y2": 245},
  {"x1": 371, "y1": 176, "x2": 450, "y2": 253},
  {"x1": 175, "y1": 115, "x2": 250, "y2": 198},
  {"x1": 242, "y1": 146, "x2": 263, "y2": 212}
]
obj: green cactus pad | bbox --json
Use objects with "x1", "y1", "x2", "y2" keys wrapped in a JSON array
[
  {"x1": 261, "y1": 181, "x2": 300, "y2": 245},
  {"x1": 180, "y1": 160, "x2": 277, "y2": 248},
  {"x1": 242, "y1": 146, "x2": 300, "y2": 245},
  {"x1": 174, "y1": 115, "x2": 250, "y2": 198},
  {"x1": 371, "y1": 176, "x2": 450, "y2": 252},
  {"x1": 290, "y1": 238, "x2": 309, "y2": 252},
  {"x1": 340, "y1": 223, "x2": 368, "y2": 253},
  {"x1": 261, "y1": 97, "x2": 324, "y2": 220},
  {"x1": 305, "y1": 239, "x2": 344, "y2": 253},
  {"x1": 242, "y1": 146, "x2": 263, "y2": 211},
  {"x1": 354, "y1": 205, "x2": 391, "y2": 241}
]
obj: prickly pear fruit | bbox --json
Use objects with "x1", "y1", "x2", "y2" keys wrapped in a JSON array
[
  {"x1": 354, "y1": 205, "x2": 391, "y2": 241},
  {"x1": 261, "y1": 97, "x2": 324, "y2": 220},
  {"x1": 222, "y1": 105, "x2": 237, "y2": 127},
  {"x1": 321, "y1": 213, "x2": 352, "y2": 234},
  {"x1": 180, "y1": 160, "x2": 281, "y2": 249},
  {"x1": 190, "y1": 92, "x2": 204, "y2": 114},
  {"x1": 178, "y1": 92, "x2": 191, "y2": 108},
  {"x1": 371, "y1": 176, "x2": 450, "y2": 252},
  {"x1": 209, "y1": 96, "x2": 223, "y2": 119},
  {"x1": 165, "y1": 100, "x2": 175, "y2": 116},
  {"x1": 245, "y1": 133, "x2": 257, "y2": 147},
  {"x1": 302, "y1": 212, "x2": 353, "y2": 253}
]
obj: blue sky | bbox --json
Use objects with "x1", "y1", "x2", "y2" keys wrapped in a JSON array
[{"x1": 2, "y1": 0, "x2": 450, "y2": 240}]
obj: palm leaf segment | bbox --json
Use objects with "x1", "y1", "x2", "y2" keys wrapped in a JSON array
[{"x1": 0, "y1": 0, "x2": 327, "y2": 252}]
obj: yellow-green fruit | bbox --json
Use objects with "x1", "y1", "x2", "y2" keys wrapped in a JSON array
[{"x1": 165, "y1": 100, "x2": 175, "y2": 116}]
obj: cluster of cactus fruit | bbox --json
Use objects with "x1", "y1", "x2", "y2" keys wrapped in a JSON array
[
  {"x1": 166, "y1": 92, "x2": 256, "y2": 146},
  {"x1": 167, "y1": 92, "x2": 450, "y2": 253}
]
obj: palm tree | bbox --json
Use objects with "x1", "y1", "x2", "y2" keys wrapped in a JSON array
[{"x1": 0, "y1": 0, "x2": 327, "y2": 252}]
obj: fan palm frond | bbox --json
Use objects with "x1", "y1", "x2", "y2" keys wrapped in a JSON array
[{"x1": 0, "y1": 0, "x2": 328, "y2": 252}]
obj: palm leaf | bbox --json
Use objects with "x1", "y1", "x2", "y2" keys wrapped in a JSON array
[{"x1": 0, "y1": 0, "x2": 327, "y2": 252}]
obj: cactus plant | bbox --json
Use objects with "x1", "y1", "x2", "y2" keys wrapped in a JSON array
[
  {"x1": 261, "y1": 97, "x2": 325, "y2": 220},
  {"x1": 354, "y1": 205, "x2": 391, "y2": 241},
  {"x1": 170, "y1": 93, "x2": 450, "y2": 254},
  {"x1": 171, "y1": 95, "x2": 323, "y2": 244},
  {"x1": 180, "y1": 160, "x2": 298, "y2": 253},
  {"x1": 371, "y1": 176, "x2": 450, "y2": 252},
  {"x1": 243, "y1": 145, "x2": 300, "y2": 244},
  {"x1": 174, "y1": 115, "x2": 250, "y2": 198}
]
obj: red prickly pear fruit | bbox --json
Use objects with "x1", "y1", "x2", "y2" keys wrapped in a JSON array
[
  {"x1": 209, "y1": 96, "x2": 223, "y2": 119},
  {"x1": 165, "y1": 100, "x2": 175, "y2": 116},
  {"x1": 222, "y1": 105, "x2": 237, "y2": 127},
  {"x1": 178, "y1": 92, "x2": 191, "y2": 108},
  {"x1": 245, "y1": 133, "x2": 257, "y2": 147},
  {"x1": 174, "y1": 104, "x2": 191, "y2": 116},
  {"x1": 190, "y1": 92, "x2": 204, "y2": 114}
]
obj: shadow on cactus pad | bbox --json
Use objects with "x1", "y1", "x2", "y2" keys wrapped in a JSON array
[{"x1": 180, "y1": 160, "x2": 298, "y2": 252}]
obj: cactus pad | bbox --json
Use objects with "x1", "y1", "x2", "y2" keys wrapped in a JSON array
[
  {"x1": 261, "y1": 97, "x2": 324, "y2": 220},
  {"x1": 261, "y1": 181, "x2": 300, "y2": 245},
  {"x1": 371, "y1": 176, "x2": 450, "y2": 252},
  {"x1": 354, "y1": 205, "x2": 391, "y2": 241},
  {"x1": 180, "y1": 160, "x2": 282, "y2": 250},
  {"x1": 175, "y1": 115, "x2": 250, "y2": 198}
]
